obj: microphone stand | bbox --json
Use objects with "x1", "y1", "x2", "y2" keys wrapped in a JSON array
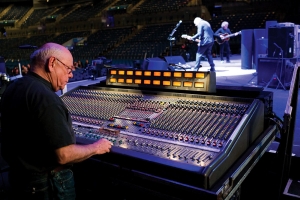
[
  {"x1": 167, "y1": 21, "x2": 181, "y2": 56},
  {"x1": 265, "y1": 45, "x2": 286, "y2": 90}
]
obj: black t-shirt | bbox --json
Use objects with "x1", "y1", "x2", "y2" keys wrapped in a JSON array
[{"x1": 0, "y1": 71, "x2": 75, "y2": 173}]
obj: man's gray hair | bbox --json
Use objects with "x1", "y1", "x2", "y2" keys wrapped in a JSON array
[
  {"x1": 194, "y1": 17, "x2": 202, "y2": 25},
  {"x1": 221, "y1": 21, "x2": 229, "y2": 28},
  {"x1": 30, "y1": 43, "x2": 63, "y2": 67}
]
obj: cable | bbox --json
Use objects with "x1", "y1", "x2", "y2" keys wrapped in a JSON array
[{"x1": 266, "y1": 112, "x2": 284, "y2": 141}]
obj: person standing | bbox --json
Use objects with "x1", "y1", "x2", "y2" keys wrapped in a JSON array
[
  {"x1": 0, "y1": 42, "x2": 113, "y2": 200},
  {"x1": 84, "y1": 59, "x2": 89, "y2": 69},
  {"x1": 186, "y1": 17, "x2": 215, "y2": 72},
  {"x1": 77, "y1": 60, "x2": 83, "y2": 68},
  {"x1": 214, "y1": 21, "x2": 237, "y2": 63}
]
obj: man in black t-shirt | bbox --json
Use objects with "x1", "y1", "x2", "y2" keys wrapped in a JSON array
[{"x1": 0, "y1": 43, "x2": 112, "y2": 199}]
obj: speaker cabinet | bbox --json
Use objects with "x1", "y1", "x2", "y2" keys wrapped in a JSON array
[
  {"x1": 142, "y1": 57, "x2": 169, "y2": 70},
  {"x1": 257, "y1": 58, "x2": 296, "y2": 88},
  {"x1": 164, "y1": 56, "x2": 186, "y2": 65},
  {"x1": 241, "y1": 29, "x2": 253, "y2": 69},
  {"x1": 253, "y1": 38, "x2": 268, "y2": 69},
  {"x1": 268, "y1": 26, "x2": 294, "y2": 58}
]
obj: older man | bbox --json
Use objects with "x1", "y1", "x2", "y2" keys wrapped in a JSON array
[
  {"x1": 0, "y1": 43, "x2": 112, "y2": 199},
  {"x1": 186, "y1": 17, "x2": 215, "y2": 72}
]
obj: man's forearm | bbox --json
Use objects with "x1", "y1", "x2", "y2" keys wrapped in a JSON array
[{"x1": 55, "y1": 143, "x2": 100, "y2": 164}]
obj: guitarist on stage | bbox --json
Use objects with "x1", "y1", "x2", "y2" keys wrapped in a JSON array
[
  {"x1": 214, "y1": 21, "x2": 238, "y2": 63},
  {"x1": 185, "y1": 17, "x2": 215, "y2": 72}
]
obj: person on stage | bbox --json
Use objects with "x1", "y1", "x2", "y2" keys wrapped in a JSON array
[
  {"x1": 214, "y1": 21, "x2": 238, "y2": 63},
  {"x1": 186, "y1": 17, "x2": 215, "y2": 72}
]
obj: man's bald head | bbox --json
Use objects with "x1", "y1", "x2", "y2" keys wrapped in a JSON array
[
  {"x1": 29, "y1": 42, "x2": 74, "y2": 92},
  {"x1": 30, "y1": 43, "x2": 72, "y2": 70}
]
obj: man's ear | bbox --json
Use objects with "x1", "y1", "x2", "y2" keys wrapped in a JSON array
[{"x1": 46, "y1": 57, "x2": 55, "y2": 72}]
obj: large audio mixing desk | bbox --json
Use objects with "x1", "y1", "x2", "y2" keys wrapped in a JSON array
[{"x1": 60, "y1": 69, "x2": 278, "y2": 199}]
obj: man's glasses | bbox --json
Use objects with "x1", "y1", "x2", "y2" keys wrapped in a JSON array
[{"x1": 55, "y1": 57, "x2": 74, "y2": 74}]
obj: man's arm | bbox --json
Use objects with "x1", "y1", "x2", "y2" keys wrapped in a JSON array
[
  {"x1": 214, "y1": 28, "x2": 223, "y2": 38},
  {"x1": 55, "y1": 138, "x2": 113, "y2": 164}
]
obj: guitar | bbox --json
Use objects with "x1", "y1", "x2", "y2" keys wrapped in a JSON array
[
  {"x1": 181, "y1": 34, "x2": 200, "y2": 44},
  {"x1": 214, "y1": 31, "x2": 241, "y2": 44}
]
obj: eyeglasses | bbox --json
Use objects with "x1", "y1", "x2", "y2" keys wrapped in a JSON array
[{"x1": 55, "y1": 57, "x2": 74, "y2": 74}]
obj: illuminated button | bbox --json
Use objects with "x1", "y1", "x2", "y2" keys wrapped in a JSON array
[
  {"x1": 184, "y1": 72, "x2": 193, "y2": 78},
  {"x1": 183, "y1": 81, "x2": 193, "y2": 87}
]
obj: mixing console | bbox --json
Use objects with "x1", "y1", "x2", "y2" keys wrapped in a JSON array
[{"x1": 61, "y1": 85, "x2": 265, "y2": 189}]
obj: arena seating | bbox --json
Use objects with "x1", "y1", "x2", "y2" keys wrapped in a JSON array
[{"x1": 0, "y1": 0, "x2": 291, "y2": 78}]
